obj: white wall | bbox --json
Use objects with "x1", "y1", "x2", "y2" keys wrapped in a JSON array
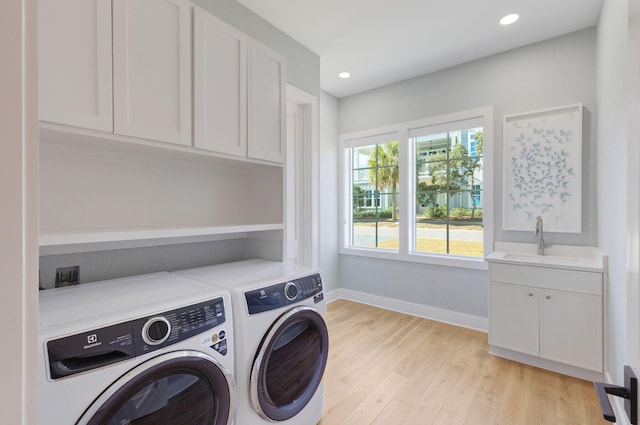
[
  {"x1": 0, "y1": 0, "x2": 38, "y2": 423},
  {"x1": 597, "y1": 0, "x2": 631, "y2": 385},
  {"x1": 319, "y1": 92, "x2": 340, "y2": 292},
  {"x1": 337, "y1": 29, "x2": 597, "y2": 320}
]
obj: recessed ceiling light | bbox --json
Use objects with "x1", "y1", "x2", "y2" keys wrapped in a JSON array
[
  {"x1": 500, "y1": 13, "x2": 519, "y2": 26},
  {"x1": 338, "y1": 71, "x2": 351, "y2": 79}
]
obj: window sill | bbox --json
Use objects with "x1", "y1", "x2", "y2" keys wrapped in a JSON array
[{"x1": 339, "y1": 246, "x2": 489, "y2": 270}]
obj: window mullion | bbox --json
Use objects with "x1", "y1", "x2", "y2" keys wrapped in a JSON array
[
  {"x1": 374, "y1": 146, "x2": 379, "y2": 247},
  {"x1": 398, "y1": 128, "x2": 410, "y2": 256},
  {"x1": 446, "y1": 133, "x2": 451, "y2": 254}
]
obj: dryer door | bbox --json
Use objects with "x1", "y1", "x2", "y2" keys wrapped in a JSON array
[
  {"x1": 251, "y1": 306, "x2": 329, "y2": 421},
  {"x1": 77, "y1": 351, "x2": 235, "y2": 425}
]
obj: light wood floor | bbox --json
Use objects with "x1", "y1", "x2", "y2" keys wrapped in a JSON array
[{"x1": 319, "y1": 299, "x2": 608, "y2": 425}]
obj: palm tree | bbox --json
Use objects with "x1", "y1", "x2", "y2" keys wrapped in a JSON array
[{"x1": 368, "y1": 142, "x2": 399, "y2": 220}]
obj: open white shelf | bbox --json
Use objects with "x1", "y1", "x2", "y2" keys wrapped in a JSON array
[
  {"x1": 39, "y1": 125, "x2": 285, "y2": 257},
  {"x1": 40, "y1": 223, "x2": 284, "y2": 255}
]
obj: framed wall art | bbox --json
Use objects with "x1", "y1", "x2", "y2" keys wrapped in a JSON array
[{"x1": 502, "y1": 103, "x2": 582, "y2": 233}]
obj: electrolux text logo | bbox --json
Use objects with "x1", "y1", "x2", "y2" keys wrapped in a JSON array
[{"x1": 84, "y1": 333, "x2": 102, "y2": 350}]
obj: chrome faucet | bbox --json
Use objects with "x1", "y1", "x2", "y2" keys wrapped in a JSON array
[{"x1": 534, "y1": 216, "x2": 545, "y2": 255}]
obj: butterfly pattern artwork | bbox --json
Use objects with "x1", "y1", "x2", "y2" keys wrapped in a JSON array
[{"x1": 503, "y1": 104, "x2": 582, "y2": 233}]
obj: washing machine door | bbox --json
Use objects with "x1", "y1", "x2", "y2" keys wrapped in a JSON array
[
  {"x1": 250, "y1": 306, "x2": 329, "y2": 421},
  {"x1": 77, "y1": 351, "x2": 235, "y2": 425}
]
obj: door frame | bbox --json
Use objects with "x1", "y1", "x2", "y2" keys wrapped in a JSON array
[
  {"x1": 625, "y1": 5, "x2": 640, "y2": 423},
  {"x1": 0, "y1": 0, "x2": 39, "y2": 423},
  {"x1": 286, "y1": 85, "x2": 319, "y2": 267}
]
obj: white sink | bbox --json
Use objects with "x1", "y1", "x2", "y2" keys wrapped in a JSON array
[
  {"x1": 502, "y1": 253, "x2": 580, "y2": 263},
  {"x1": 486, "y1": 242, "x2": 606, "y2": 272}
]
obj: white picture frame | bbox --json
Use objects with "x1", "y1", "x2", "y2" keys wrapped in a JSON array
[{"x1": 502, "y1": 103, "x2": 582, "y2": 232}]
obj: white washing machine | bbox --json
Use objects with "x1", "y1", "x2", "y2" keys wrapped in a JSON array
[
  {"x1": 175, "y1": 259, "x2": 328, "y2": 425},
  {"x1": 38, "y1": 272, "x2": 236, "y2": 425}
]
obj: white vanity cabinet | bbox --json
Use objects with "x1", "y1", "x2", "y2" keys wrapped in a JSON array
[
  {"x1": 193, "y1": 8, "x2": 286, "y2": 163},
  {"x1": 488, "y1": 262, "x2": 603, "y2": 379},
  {"x1": 39, "y1": 0, "x2": 192, "y2": 146}
]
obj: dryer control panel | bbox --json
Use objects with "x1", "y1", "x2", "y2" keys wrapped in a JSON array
[
  {"x1": 245, "y1": 273, "x2": 323, "y2": 315},
  {"x1": 46, "y1": 297, "x2": 226, "y2": 380}
]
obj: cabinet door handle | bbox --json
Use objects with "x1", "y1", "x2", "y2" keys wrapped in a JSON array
[
  {"x1": 545, "y1": 295, "x2": 551, "y2": 300},
  {"x1": 528, "y1": 293, "x2": 534, "y2": 297}
]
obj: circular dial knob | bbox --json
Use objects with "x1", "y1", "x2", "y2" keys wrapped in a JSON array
[
  {"x1": 284, "y1": 281, "x2": 299, "y2": 301},
  {"x1": 142, "y1": 316, "x2": 171, "y2": 346}
]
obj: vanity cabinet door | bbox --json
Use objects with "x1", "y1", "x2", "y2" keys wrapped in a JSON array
[
  {"x1": 38, "y1": 0, "x2": 113, "y2": 131},
  {"x1": 112, "y1": 0, "x2": 192, "y2": 146},
  {"x1": 540, "y1": 289, "x2": 602, "y2": 371},
  {"x1": 489, "y1": 283, "x2": 539, "y2": 356}
]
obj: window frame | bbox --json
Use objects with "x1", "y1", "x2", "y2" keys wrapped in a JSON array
[
  {"x1": 339, "y1": 107, "x2": 494, "y2": 270},
  {"x1": 342, "y1": 131, "x2": 401, "y2": 253}
]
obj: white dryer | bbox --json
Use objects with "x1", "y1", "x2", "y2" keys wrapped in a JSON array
[
  {"x1": 175, "y1": 259, "x2": 328, "y2": 425},
  {"x1": 38, "y1": 272, "x2": 236, "y2": 425}
]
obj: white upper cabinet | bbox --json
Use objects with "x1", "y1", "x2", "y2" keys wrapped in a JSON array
[
  {"x1": 39, "y1": 0, "x2": 191, "y2": 146},
  {"x1": 193, "y1": 8, "x2": 247, "y2": 156},
  {"x1": 193, "y1": 10, "x2": 286, "y2": 164},
  {"x1": 38, "y1": 0, "x2": 113, "y2": 132},
  {"x1": 39, "y1": 1, "x2": 286, "y2": 162},
  {"x1": 248, "y1": 41, "x2": 287, "y2": 163},
  {"x1": 113, "y1": 0, "x2": 192, "y2": 146}
]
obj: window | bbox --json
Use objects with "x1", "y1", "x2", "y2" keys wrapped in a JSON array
[
  {"x1": 347, "y1": 134, "x2": 400, "y2": 249},
  {"x1": 340, "y1": 108, "x2": 493, "y2": 269},
  {"x1": 411, "y1": 119, "x2": 484, "y2": 257}
]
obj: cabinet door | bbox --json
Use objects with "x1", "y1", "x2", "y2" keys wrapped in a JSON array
[
  {"x1": 248, "y1": 41, "x2": 286, "y2": 163},
  {"x1": 113, "y1": 0, "x2": 191, "y2": 146},
  {"x1": 489, "y1": 283, "x2": 539, "y2": 356},
  {"x1": 193, "y1": 8, "x2": 247, "y2": 156},
  {"x1": 38, "y1": 0, "x2": 113, "y2": 131},
  {"x1": 540, "y1": 290, "x2": 602, "y2": 371}
]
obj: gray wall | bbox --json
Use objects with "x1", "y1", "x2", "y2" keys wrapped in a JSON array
[
  {"x1": 194, "y1": 0, "x2": 320, "y2": 97},
  {"x1": 39, "y1": 240, "x2": 249, "y2": 289},
  {"x1": 337, "y1": 28, "x2": 597, "y2": 319}
]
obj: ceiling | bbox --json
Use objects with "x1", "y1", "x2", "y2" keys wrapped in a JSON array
[{"x1": 235, "y1": 0, "x2": 603, "y2": 98}]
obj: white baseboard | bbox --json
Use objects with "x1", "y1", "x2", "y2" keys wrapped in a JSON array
[{"x1": 325, "y1": 288, "x2": 488, "y2": 332}]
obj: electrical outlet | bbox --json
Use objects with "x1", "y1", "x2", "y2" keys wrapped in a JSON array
[{"x1": 55, "y1": 266, "x2": 80, "y2": 288}]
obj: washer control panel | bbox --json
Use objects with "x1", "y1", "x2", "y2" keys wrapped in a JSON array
[
  {"x1": 245, "y1": 273, "x2": 323, "y2": 315},
  {"x1": 46, "y1": 297, "x2": 226, "y2": 380}
]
